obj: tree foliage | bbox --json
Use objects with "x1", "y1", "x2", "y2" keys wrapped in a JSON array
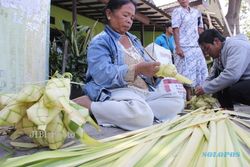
[
  {"x1": 222, "y1": 0, "x2": 250, "y2": 38},
  {"x1": 224, "y1": 0, "x2": 242, "y2": 35},
  {"x1": 208, "y1": 0, "x2": 249, "y2": 38},
  {"x1": 239, "y1": 0, "x2": 250, "y2": 39},
  {"x1": 49, "y1": 21, "x2": 97, "y2": 84}
]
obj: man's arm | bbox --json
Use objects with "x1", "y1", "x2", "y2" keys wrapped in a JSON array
[{"x1": 202, "y1": 43, "x2": 249, "y2": 94}]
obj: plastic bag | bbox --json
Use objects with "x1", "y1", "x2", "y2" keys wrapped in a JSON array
[
  {"x1": 145, "y1": 43, "x2": 172, "y2": 64},
  {"x1": 157, "y1": 77, "x2": 186, "y2": 99},
  {"x1": 145, "y1": 43, "x2": 186, "y2": 99}
]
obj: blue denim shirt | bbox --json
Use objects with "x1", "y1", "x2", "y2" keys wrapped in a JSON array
[{"x1": 83, "y1": 25, "x2": 158, "y2": 101}]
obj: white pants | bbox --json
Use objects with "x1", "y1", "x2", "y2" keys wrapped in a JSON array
[{"x1": 91, "y1": 87, "x2": 185, "y2": 130}]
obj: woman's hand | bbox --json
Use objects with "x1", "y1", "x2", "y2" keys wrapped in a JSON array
[
  {"x1": 175, "y1": 46, "x2": 184, "y2": 58},
  {"x1": 135, "y1": 61, "x2": 160, "y2": 77}
]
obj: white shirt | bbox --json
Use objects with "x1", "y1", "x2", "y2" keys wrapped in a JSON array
[{"x1": 172, "y1": 6, "x2": 203, "y2": 47}]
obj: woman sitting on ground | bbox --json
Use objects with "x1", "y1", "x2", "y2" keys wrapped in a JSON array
[{"x1": 74, "y1": 0, "x2": 184, "y2": 130}]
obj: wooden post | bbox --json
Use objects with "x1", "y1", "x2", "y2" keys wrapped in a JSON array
[
  {"x1": 72, "y1": 0, "x2": 77, "y2": 31},
  {"x1": 140, "y1": 23, "x2": 145, "y2": 46},
  {"x1": 62, "y1": 40, "x2": 69, "y2": 73},
  {"x1": 205, "y1": 11, "x2": 214, "y2": 28}
]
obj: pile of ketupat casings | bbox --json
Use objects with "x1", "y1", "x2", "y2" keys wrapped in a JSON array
[
  {"x1": 186, "y1": 94, "x2": 219, "y2": 110},
  {"x1": 2, "y1": 106, "x2": 250, "y2": 167},
  {"x1": 0, "y1": 72, "x2": 100, "y2": 150},
  {"x1": 1, "y1": 72, "x2": 250, "y2": 167}
]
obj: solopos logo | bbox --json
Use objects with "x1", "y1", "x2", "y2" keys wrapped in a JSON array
[{"x1": 202, "y1": 151, "x2": 240, "y2": 158}]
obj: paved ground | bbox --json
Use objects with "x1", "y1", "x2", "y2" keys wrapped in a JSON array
[
  {"x1": 0, "y1": 122, "x2": 127, "y2": 158},
  {"x1": 0, "y1": 104, "x2": 249, "y2": 158}
]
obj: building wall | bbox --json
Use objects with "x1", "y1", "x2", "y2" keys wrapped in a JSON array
[
  {"x1": 0, "y1": 0, "x2": 50, "y2": 92},
  {"x1": 50, "y1": 5, "x2": 161, "y2": 47},
  {"x1": 50, "y1": 5, "x2": 104, "y2": 34}
]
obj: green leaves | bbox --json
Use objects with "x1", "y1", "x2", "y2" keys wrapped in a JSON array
[{"x1": 49, "y1": 21, "x2": 98, "y2": 84}]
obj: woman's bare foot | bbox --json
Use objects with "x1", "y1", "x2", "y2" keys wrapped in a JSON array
[{"x1": 72, "y1": 95, "x2": 92, "y2": 110}]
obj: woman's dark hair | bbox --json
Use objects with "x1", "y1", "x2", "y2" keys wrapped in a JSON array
[
  {"x1": 104, "y1": 0, "x2": 137, "y2": 21},
  {"x1": 198, "y1": 29, "x2": 226, "y2": 45},
  {"x1": 164, "y1": 21, "x2": 172, "y2": 28},
  {"x1": 162, "y1": 21, "x2": 172, "y2": 32}
]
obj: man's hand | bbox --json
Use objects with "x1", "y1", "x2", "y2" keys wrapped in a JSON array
[{"x1": 195, "y1": 86, "x2": 205, "y2": 95}]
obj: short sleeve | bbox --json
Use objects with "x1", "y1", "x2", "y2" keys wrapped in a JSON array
[{"x1": 172, "y1": 8, "x2": 181, "y2": 28}]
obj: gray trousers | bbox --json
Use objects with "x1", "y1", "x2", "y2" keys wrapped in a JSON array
[{"x1": 91, "y1": 87, "x2": 185, "y2": 130}]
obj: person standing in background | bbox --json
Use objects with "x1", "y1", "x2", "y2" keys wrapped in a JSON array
[
  {"x1": 172, "y1": 0, "x2": 208, "y2": 101},
  {"x1": 155, "y1": 22, "x2": 175, "y2": 57}
]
